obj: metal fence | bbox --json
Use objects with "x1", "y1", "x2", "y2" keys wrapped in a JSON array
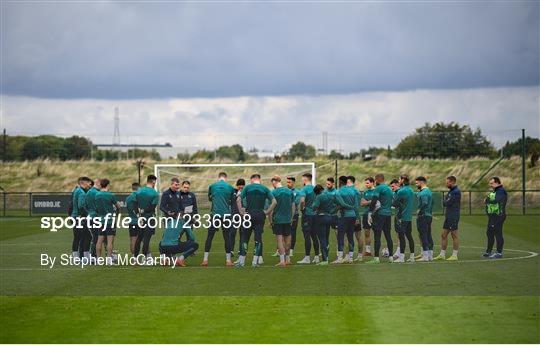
[{"x1": 0, "y1": 190, "x2": 538, "y2": 217}]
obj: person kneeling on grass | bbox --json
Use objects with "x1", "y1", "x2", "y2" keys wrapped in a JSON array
[{"x1": 159, "y1": 218, "x2": 199, "y2": 267}]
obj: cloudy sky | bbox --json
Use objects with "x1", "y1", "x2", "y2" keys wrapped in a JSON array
[{"x1": 1, "y1": 1, "x2": 539, "y2": 153}]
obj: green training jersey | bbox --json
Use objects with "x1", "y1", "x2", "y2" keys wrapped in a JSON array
[
  {"x1": 136, "y1": 186, "x2": 159, "y2": 218},
  {"x1": 417, "y1": 187, "x2": 433, "y2": 217},
  {"x1": 95, "y1": 190, "x2": 118, "y2": 225},
  {"x1": 85, "y1": 187, "x2": 99, "y2": 218},
  {"x1": 334, "y1": 186, "x2": 357, "y2": 218},
  {"x1": 160, "y1": 219, "x2": 188, "y2": 246},
  {"x1": 77, "y1": 188, "x2": 88, "y2": 216},
  {"x1": 395, "y1": 185, "x2": 415, "y2": 221},
  {"x1": 70, "y1": 186, "x2": 85, "y2": 217},
  {"x1": 271, "y1": 186, "x2": 294, "y2": 224},
  {"x1": 290, "y1": 187, "x2": 301, "y2": 215},
  {"x1": 313, "y1": 192, "x2": 335, "y2": 215},
  {"x1": 325, "y1": 187, "x2": 338, "y2": 215},
  {"x1": 361, "y1": 188, "x2": 374, "y2": 215},
  {"x1": 299, "y1": 184, "x2": 315, "y2": 216},
  {"x1": 125, "y1": 191, "x2": 138, "y2": 225},
  {"x1": 208, "y1": 180, "x2": 236, "y2": 216},
  {"x1": 241, "y1": 183, "x2": 273, "y2": 212},
  {"x1": 373, "y1": 183, "x2": 393, "y2": 216}
]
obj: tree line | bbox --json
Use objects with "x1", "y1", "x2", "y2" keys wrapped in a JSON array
[
  {"x1": 1, "y1": 123, "x2": 537, "y2": 163},
  {"x1": 0, "y1": 135, "x2": 161, "y2": 161}
]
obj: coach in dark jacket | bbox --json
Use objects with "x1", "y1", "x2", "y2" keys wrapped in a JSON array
[
  {"x1": 179, "y1": 181, "x2": 198, "y2": 216},
  {"x1": 160, "y1": 178, "x2": 183, "y2": 218},
  {"x1": 483, "y1": 176, "x2": 507, "y2": 259}
]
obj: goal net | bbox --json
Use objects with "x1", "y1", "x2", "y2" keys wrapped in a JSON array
[{"x1": 153, "y1": 163, "x2": 316, "y2": 211}]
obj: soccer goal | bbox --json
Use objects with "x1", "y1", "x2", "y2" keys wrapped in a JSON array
[{"x1": 153, "y1": 162, "x2": 316, "y2": 211}]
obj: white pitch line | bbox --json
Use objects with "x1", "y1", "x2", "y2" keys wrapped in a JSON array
[{"x1": 0, "y1": 247, "x2": 537, "y2": 271}]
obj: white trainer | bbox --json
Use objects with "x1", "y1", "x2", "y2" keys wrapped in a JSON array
[{"x1": 297, "y1": 256, "x2": 311, "y2": 264}]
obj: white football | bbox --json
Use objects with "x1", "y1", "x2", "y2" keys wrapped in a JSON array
[{"x1": 381, "y1": 248, "x2": 389, "y2": 257}]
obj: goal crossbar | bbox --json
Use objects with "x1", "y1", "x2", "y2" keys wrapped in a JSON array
[{"x1": 153, "y1": 162, "x2": 316, "y2": 191}]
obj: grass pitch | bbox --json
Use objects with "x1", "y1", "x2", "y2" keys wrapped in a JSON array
[{"x1": 1, "y1": 215, "x2": 539, "y2": 343}]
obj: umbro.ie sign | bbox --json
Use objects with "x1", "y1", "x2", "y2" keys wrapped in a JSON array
[
  {"x1": 31, "y1": 194, "x2": 72, "y2": 214},
  {"x1": 31, "y1": 194, "x2": 131, "y2": 215}
]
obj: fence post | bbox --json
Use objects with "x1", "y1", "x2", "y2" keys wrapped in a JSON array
[
  {"x1": 29, "y1": 192, "x2": 32, "y2": 217},
  {"x1": 442, "y1": 191, "x2": 445, "y2": 216},
  {"x1": 468, "y1": 191, "x2": 472, "y2": 215}
]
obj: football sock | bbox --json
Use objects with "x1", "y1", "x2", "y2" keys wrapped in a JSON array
[
  {"x1": 440, "y1": 250, "x2": 446, "y2": 257},
  {"x1": 279, "y1": 254, "x2": 285, "y2": 263},
  {"x1": 203, "y1": 252, "x2": 209, "y2": 261},
  {"x1": 365, "y1": 245, "x2": 371, "y2": 253},
  {"x1": 452, "y1": 250, "x2": 458, "y2": 256},
  {"x1": 226, "y1": 253, "x2": 231, "y2": 261}
]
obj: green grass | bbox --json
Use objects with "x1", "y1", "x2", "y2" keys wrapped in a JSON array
[
  {"x1": 1, "y1": 215, "x2": 539, "y2": 343},
  {"x1": 1, "y1": 156, "x2": 539, "y2": 193}
]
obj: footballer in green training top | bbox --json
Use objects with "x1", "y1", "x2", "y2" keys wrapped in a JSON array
[
  {"x1": 237, "y1": 174, "x2": 274, "y2": 267},
  {"x1": 84, "y1": 178, "x2": 100, "y2": 258},
  {"x1": 393, "y1": 174, "x2": 415, "y2": 263},
  {"x1": 135, "y1": 175, "x2": 159, "y2": 258},
  {"x1": 297, "y1": 173, "x2": 320, "y2": 264},
  {"x1": 360, "y1": 177, "x2": 375, "y2": 257},
  {"x1": 415, "y1": 176, "x2": 434, "y2": 262},
  {"x1": 367, "y1": 174, "x2": 394, "y2": 264},
  {"x1": 333, "y1": 175, "x2": 358, "y2": 264},
  {"x1": 266, "y1": 175, "x2": 295, "y2": 266},
  {"x1": 94, "y1": 178, "x2": 121, "y2": 263},
  {"x1": 70, "y1": 176, "x2": 91, "y2": 260},
  {"x1": 202, "y1": 172, "x2": 236, "y2": 267},
  {"x1": 125, "y1": 182, "x2": 140, "y2": 255}
]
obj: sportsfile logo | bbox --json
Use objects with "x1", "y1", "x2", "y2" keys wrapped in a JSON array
[
  {"x1": 40, "y1": 253, "x2": 183, "y2": 268},
  {"x1": 40, "y1": 213, "x2": 252, "y2": 231}
]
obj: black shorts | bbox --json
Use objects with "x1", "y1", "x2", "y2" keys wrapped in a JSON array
[
  {"x1": 362, "y1": 213, "x2": 371, "y2": 230},
  {"x1": 395, "y1": 220, "x2": 412, "y2": 234},
  {"x1": 443, "y1": 218, "x2": 459, "y2": 231},
  {"x1": 99, "y1": 224, "x2": 116, "y2": 237},
  {"x1": 273, "y1": 223, "x2": 292, "y2": 236},
  {"x1": 129, "y1": 224, "x2": 140, "y2": 237}
]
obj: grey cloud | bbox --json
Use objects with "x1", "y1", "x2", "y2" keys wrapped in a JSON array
[{"x1": 1, "y1": 2, "x2": 538, "y2": 99}]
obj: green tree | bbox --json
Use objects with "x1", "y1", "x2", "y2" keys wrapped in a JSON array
[
  {"x1": 501, "y1": 136, "x2": 540, "y2": 157},
  {"x1": 63, "y1": 136, "x2": 92, "y2": 159},
  {"x1": 288, "y1": 141, "x2": 316, "y2": 160},
  {"x1": 216, "y1": 144, "x2": 246, "y2": 161},
  {"x1": 394, "y1": 122, "x2": 496, "y2": 159},
  {"x1": 21, "y1": 135, "x2": 66, "y2": 160},
  {"x1": 328, "y1": 150, "x2": 344, "y2": 160}
]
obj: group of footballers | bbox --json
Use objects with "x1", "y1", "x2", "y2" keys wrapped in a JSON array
[{"x1": 69, "y1": 170, "x2": 508, "y2": 267}]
